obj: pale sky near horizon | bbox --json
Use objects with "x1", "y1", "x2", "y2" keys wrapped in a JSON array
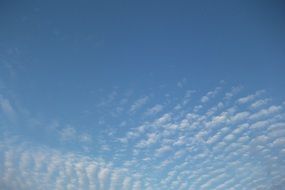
[{"x1": 0, "y1": 1, "x2": 285, "y2": 190}]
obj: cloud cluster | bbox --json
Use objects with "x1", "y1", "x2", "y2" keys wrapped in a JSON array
[
  {"x1": 0, "y1": 140, "x2": 148, "y2": 190},
  {"x1": 1, "y1": 84, "x2": 285, "y2": 190},
  {"x1": 113, "y1": 86, "x2": 285, "y2": 190},
  {"x1": 0, "y1": 95, "x2": 16, "y2": 121}
]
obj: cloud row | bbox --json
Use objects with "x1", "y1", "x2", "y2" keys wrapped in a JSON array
[
  {"x1": 112, "y1": 86, "x2": 285, "y2": 190},
  {"x1": 0, "y1": 139, "x2": 152, "y2": 190},
  {"x1": 1, "y1": 84, "x2": 285, "y2": 189}
]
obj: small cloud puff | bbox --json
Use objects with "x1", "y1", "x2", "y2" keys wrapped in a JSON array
[
  {"x1": 145, "y1": 104, "x2": 163, "y2": 116},
  {"x1": 130, "y1": 96, "x2": 149, "y2": 113},
  {"x1": 60, "y1": 126, "x2": 92, "y2": 144},
  {"x1": 0, "y1": 95, "x2": 16, "y2": 121}
]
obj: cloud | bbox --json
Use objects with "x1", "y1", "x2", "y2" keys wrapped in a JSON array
[
  {"x1": 135, "y1": 133, "x2": 159, "y2": 148},
  {"x1": 114, "y1": 86, "x2": 285, "y2": 189},
  {"x1": 230, "y1": 111, "x2": 250, "y2": 122},
  {"x1": 0, "y1": 95, "x2": 16, "y2": 121},
  {"x1": 250, "y1": 98, "x2": 270, "y2": 109},
  {"x1": 59, "y1": 126, "x2": 92, "y2": 144},
  {"x1": 154, "y1": 113, "x2": 171, "y2": 125},
  {"x1": 145, "y1": 104, "x2": 163, "y2": 116},
  {"x1": 224, "y1": 85, "x2": 243, "y2": 100},
  {"x1": 200, "y1": 86, "x2": 221, "y2": 103},
  {"x1": 238, "y1": 95, "x2": 256, "y2": 104},
  {"x1": 60, "y1": 127, "x2": 77, "y2": 141},
  {"x1": 0, "y1": 139, "x2": 143, "y2": 190},
  {"x1": 155, "y1": 145, "x2": 172, "y2": 157},
  {"x1": 249, "y1": 105, "x2": 282, "y2": 120},
  {"x1": 237, "y1": 90, "x2": 265, "y2": 104},
  {"x1": 206, "y1": 112, "x2": 228, "y2": 127},
  {"x1": 1, "y1": 85, "x2": 285, "y2": 190},
  {"x1": 201, "y1": 96, "x2": 209, "y2": 103},
  {"x1": 130, "y1": 96, "x2": 149, "y2": 113},
  {"x1": 177, "y1": 78, "x2": 187, "y2": 88},
  {"x1": 272, "y1": 137, "x2": 285, "y2": 147},
  {"x1": 79, "y1": 133, "x2": 92, "y2": 143},
  {"x1": 98, "y1": 167, "x2": 110, "y2": 190},
  {"x1": 122, "y1": 176, "x2": 131, "y2": 190}
]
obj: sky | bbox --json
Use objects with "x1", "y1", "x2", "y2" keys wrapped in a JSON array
[{"x1": 0, "y1": 0, "x2": 285, "y2": 190}]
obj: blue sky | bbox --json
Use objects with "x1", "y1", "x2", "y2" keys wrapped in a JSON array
[{"x1": 0, "y1": 1, "x2": 285, "y2": 190}]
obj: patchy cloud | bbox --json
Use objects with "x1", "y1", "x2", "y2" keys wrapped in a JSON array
[
  {"x1": 0, "y1": 95, "x2": 16, "y2": 121},
  {"x1": 145, "y1": 104, "x2": 163, "y2": 116},
  {"x1": 1, "y1": 86, "x2": 285, "y2": 190},
  {"x1": 130, "y1": 96, "x2": 149, "y2": 113}
]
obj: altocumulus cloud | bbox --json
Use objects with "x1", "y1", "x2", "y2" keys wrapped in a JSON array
[
  {"x1": 0, "y1": 139, "x2": 143, "y2": 190},
  {"x1": 0, "y1": 84, "x2": 285, "y2": 190}
]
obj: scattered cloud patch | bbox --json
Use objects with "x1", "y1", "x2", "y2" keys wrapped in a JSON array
[
  {"x1": 0, "y1": 95, "x2": 16, "y2": 121},
  {"x1": 145, "y1": 104, "x2": 163, "y2": 116},
  {"x1": 1, "y1": 85, "x2": 285, "y2": 190},
  {"x1": 59, "y1": 126, "x2": 92, "y2": 144},
  {"x1": 250, "y1": 98, "x2": 270, "y2": 109},
  {"x1": 130, "y1": 96, "x2": 149, "y2": 113},
  {"x1": 0, "y1": 140, "x2": 142, "y2": 190},
  {"x1": 201, "y1": 86, "x2": 221, "y2": 103},
  {"x1": 237, "y1": 90, "x2": 265, "y2": 104}
]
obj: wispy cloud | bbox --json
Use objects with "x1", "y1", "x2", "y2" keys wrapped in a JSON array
[
  {"x1": 130, "y1": 96, "x2": 149, "y2": 113},
  {"x1": 250, "y1": 98, "x2": 270, "y2": 109},
  {"x1": 201, "y1": 86, "x2": 222, "y2": 103},
  {"x1": 145, "y1": 104, "x2": 163, "y2": 116},
  {"x1": 237, "y1": 90, "x2": 265, "y2": 104},
  {"x1": 59, "y1": 126, "x2": 92, "y2": 144},
  {"x1": 0, "y1": 95, "x2": 16, "y2": 121}
]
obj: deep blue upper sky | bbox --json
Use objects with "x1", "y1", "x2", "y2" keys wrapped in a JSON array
[
  {"x1": 0, "y1": 1, "x2": 285, "y2": 190},
  {"x1": 1, "y1": 1, "x2": 285, "y2": 88}
]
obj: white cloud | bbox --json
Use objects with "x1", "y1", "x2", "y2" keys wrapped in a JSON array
[
  {"x1": 177, "y1": 78, "x2": 187, "y2": 88},
  {"x1": 154, "y1": 113, "x2": 171, "y2": 125},
  {"x1": 0, "y1": 140, "x2": 140, "y2": 190},
  {"x1": 59, "y1": 127, "x2": 93, "y2": 144},
  {"x1": 272, "y1": 137, "x2": 285, "y2": 147},
  {"x1": 237, "y1": 94, "x2": 256, "y2": 104},
  {"x1": 1, "y1": 85, "x2": 285, "y2": 190},
  {"x1": 0, "y1": 95, "x2": 16, "y2": 121},
  {"x1": 201, "y1": 96, "x2": 209, "y2": 103},
  {"x1": 86, "y1": 163, "x2": 98, "y2": 190},
  {"x1": 224, "y1": 134, "x2": 235, "y2": 142},
  {"x1": 130, "y1": 96, "x2": 149, "y2": 113},
  {"x1": 136, "y1": 133, "x2": 159, "y2": 148},
  {"x1": 122, "y1": 176, "x2": 132, "y2": 190},
  {"x1": 268, "y1": 122, "x2": 285, "y2": 131},
  {"x1": 237, "y1": 90, "x2": 265, "y2": 104},
  {"x1": 250, "y1": 120, "x2": 269, "y2": 129},
  {"x1": 253, "y1": 135, "x2": 269, "y2": 144},
  {"x1": 250, "y1": 98, "x2": 270, "y2": 109},
  {"x1": 207, "y1": 112, "x2": 228, "y2": 127},
  {"x1": 224, "y1": 85, "x2": 243, "y2": 100},
  {"x1": 98, "y1": 167, "x2": 110, "y2": 190},
  {"x1": 155, "y1": 145, "x2": 172, "y2": 157},
  {"x1": 230, "y1": 111, "x2": 250, "y2": 122},
  {"x1": 60, "y1": 127, "x2": 76, "y2": 141},
  {"x1": 173, "y1": 136, "x2": 186, "y2": 146},
  {"x1": 133, "y1": 180, "x2": 142, "y2": 190},
  {"x1": 145, "y1": 104, "x2": 163, "y2": 115},
  {"x1": 79, "y1": 133, "x2": 92, "y2": 143},
  {"x1": 249, "y1": 105, "x2": 282, "y2": 120},
  {"x1": 201, "y1": 87, "x2": 221, "y2": 103}
]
